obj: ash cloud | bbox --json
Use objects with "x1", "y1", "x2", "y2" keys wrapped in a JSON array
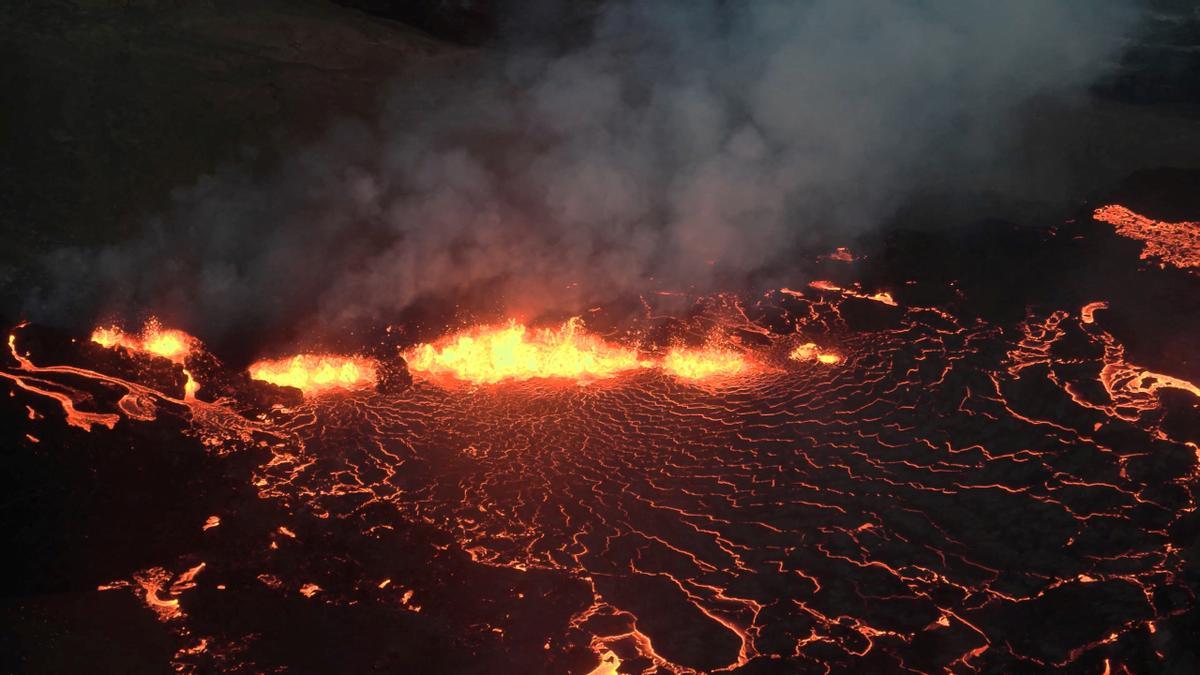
[{"x1": 28, "y1": 0, "x2": 1140, "y2": 346}]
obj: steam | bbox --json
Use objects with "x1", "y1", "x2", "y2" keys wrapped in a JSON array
[{"x1": 28, "y1": 0, "x2": 1139, "y2": 344}]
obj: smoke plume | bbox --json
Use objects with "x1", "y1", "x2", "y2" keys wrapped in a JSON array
[{"x1": 28, "y1": 0, "x2": 1140, "y2": 348}]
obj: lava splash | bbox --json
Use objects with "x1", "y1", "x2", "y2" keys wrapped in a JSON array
[
  {"x1": 789, "y1": 342, "x2": 841, "y2": 365},
  {"x1": 249, "y1": 354, "x2": 377, "y2": 395},
  {"x1": 91, "y1": 320, "x2": 197, "y2": 364},
  {"x1": 661, "y1": 345, "x2": 751, "y2": 380},
  {"x1": 406, "y1": 319, "x2": 647, "y2": 385}
]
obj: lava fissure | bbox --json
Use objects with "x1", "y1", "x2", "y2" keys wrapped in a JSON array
[{"x1": 4, "y1": 284, "x2": 1197, "y2": 673}]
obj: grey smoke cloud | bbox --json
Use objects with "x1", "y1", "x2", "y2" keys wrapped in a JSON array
[{"x1": 29, "y1": 0, "x2": 1140, "y2": 343}]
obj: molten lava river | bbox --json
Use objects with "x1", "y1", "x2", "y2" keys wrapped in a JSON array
[{"x1": 2, "y1": 207, "x2": 1199, "y2": 673}]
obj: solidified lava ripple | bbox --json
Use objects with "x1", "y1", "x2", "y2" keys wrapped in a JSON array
[{"x1": 4, "y1": 285, "x2": 1196, "y2": 673}]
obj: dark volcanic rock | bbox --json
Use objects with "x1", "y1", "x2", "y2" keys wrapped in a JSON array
[
  {"x1": 1, "y1": 0, "x2": 456, "y2": 320},
  {"x1": 374, "y1": 354, "x2": 413, "y2": 395}
]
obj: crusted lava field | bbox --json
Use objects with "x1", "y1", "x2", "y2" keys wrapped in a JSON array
[{"x1": 2, "y1": 200, "x2": 1199, "y2": 674}]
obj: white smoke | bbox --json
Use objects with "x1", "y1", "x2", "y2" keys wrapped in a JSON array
[{"x1": 29, "y1": 0, "x2": 1140, "y2": 344}]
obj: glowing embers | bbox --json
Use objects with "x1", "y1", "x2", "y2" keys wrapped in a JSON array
[
  {"x1": 407, "y1": 319, "x2": 646, "y2": 385},
  {"x1": 249, "y1": 354, "x2": 376, "y2": 395},
  {"x1": 789, "y1": 342, "x2": 841, "y2": 365},
  {"x1": 91, "y1": 320, "x2": 197, "y2": 364},
  {"x1": 1092, "y1": 204, "x2": 1200, "y2": 272},
  {"x1": 661, "y1": 345, "x2": 750, "y2": 381}
]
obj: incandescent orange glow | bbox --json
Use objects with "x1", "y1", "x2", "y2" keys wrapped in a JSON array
[
  {"x1": 866, "y1": 291, "x2": 897, "y2": 306},
  {"x1": 826, "y1": 247, "x2": 856, "y2": 262},
  {"x1": 1080, "y1": 301, "x2": 1108, "y2": 325},
  {"x1": 406, "y1": 319, "x2": 646, "y2": 385},
  {"x1": 1092, "y1": 204, "x2": 1200, "y2": 271},
  {"x1": 182, "y1": 370, "x2": 200, "y2": 400},
  {"x1": 807, "y1": 280, "x2": 897, "y2": 306},
  {"x1": 91, "y1": 320, "x2": 196, "y2": 364},
  {"x1": 789, "y1": 342, "x2": 841, "y2": 365},
  {"x1": 662, "y1": 346, "x2": 748, "y2": 380},
  {"x1": 249, "y1": 355, "x2": 376, "y2": 395},
  {"x1": 586, "y1": 650, "x2": 623, "y2": 675}
]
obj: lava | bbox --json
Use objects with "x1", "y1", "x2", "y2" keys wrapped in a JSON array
[
  {"x1": 1010, "y1": 302, "x2": 1200, "y2": 436},
  {"x1": 406, "y1": 318, "x2": 646, "y2": 385},
  {"x1": 91, "y1": 320, "x2": 197, "y2": 364},
  {"x1": 804, "y1": 280, "x2": 898, "y2": 306},
  {"x1": 4, "y1": 282, "x2": 1197, "y2": 673},
  {"x1": 98, "y1": 563, "x2": 207, "y2": 623},
  {"x1": 1092, "y1": 204, "x2": 1200, "y2": 272},
  {"x1": 661, "y1": 345, "x2": 751, "y2": 380},
  {"x1": 407, "y1": 319, "x2": 766, "y2": 385},
  {"x1": 248, "y1": 354, "x2": 376, "y2": 395},
  {"x1": 2, "y1": 333, "x2": 117, "y2": 430},
  {"x1": 789, "y1": 342, "x2": 841, "y2": 365},
  {"x1": 91, "y1": 320, "x2": 202, "y2": 399}
]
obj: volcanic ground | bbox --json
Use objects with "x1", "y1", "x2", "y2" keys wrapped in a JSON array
[{"x1": 2, "y1": 195, "x2": 1199, "y2": 674}]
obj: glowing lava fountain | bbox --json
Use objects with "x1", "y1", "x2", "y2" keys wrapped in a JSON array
[
  {"x1": 406, "y1": 319, "x2": 647, "y2": 385},
  {"x1": 249, "y1": 355, "x2": 377, "y2": 395},
  {"x1": 405, "y1": 319, "x2": 767, "y2": 385},
  {"x1": 90, "y1": 320, "x2": 201, "y2": 398},
  {"x1": 789, "y1": 342, "x2": 841, "y2": 365},
  {"x1": 91, "y1": 320, "x2": 196, "y2": 364}
]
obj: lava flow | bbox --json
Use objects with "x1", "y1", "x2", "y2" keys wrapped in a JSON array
[
  {"x1": 406, "y1": 319, "x2": 770, "y2": 386},
  {"x1": 4, "y1": 276, "x2": 1198, "y2": 673},
  {"x1": 1093, "y1": 204, "x2": 1200, "y2": 272}
]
